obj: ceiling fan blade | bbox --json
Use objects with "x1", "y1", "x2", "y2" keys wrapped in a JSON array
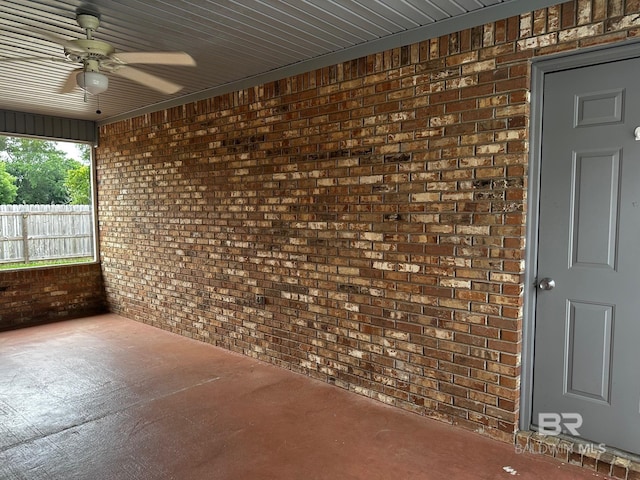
[
  {"x1": 112, "y1": 66, "x2": 183, "y2": 94},
  {"x1": 111, "y1": 51, "x2": 196, "y2": 66},
  {"x1": 23, "y1": 27, "x2": 72, "y2": 47},
  {"x1": 0, "y1": 56, "x2": 67, "y2": 63},
  {"x1": 60, "y1": 70, "x2": 81, "y2": 94}
]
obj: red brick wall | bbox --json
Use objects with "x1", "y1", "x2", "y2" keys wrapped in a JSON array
[
  {"x1": 96, "y1": 0, "x2": 640, "y2": 442},
  {"x1": 0, "y1": 263, "x2": 106, "y2": 330}
]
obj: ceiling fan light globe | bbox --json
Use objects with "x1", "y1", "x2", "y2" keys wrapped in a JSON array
[{"x1": 77, "y1": 71, "x2": 108, "y2": 95}]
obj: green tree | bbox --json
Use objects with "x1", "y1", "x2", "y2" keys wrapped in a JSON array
[
  {"x1": 1, "y1": 136, "x2": 83, "y2": 204},
  {"x1": 65, "y1": 164, "x2": 91, "y2": 204},
  {"x1": 0, "y1": 162, "x2": 18, "y2": 204},
  {"x1": 78, "y1": 143, "x2": 91, "y2": 164}
]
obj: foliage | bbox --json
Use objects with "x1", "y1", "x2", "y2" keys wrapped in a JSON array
[
  {"x1": 0, "y1": 162, "x2": 18, "y2": 204},
  {"x1": 0, "y1": 136, "x2": 88, "y2": 205},
  {"x1": 65, "y1": 165, "x2": 91, "y2": 204},
  {"x1": 79, "y1": 143, "x2": 91, "y2": 164}
]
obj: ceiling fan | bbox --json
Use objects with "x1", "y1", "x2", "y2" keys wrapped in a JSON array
[{"x1": 4, "y1": 13, "x2": 196, "y2": 96}]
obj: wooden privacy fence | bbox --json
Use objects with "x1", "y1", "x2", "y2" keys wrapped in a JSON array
[{"x1": 0, "y1": 205, "x2": 94, "y2": 264}]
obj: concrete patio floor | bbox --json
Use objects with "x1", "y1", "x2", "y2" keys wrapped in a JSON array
[{"x1": 0, "y1": 314, "x2": 607, "y2": 479}]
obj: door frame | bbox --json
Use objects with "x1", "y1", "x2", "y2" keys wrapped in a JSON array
[{"x1": 520, "y1": 40, "x2": 640, "y2": 431}]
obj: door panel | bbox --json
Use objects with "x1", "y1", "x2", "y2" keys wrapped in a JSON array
[
  {"x1": 565, "y1": 300, "x2": 613, "y2": 403},
  {"x1": 575, "y1": 89, "x2": 624, "y2": 126},
  {"x1": 569, "y1": 151, "x2": 620, "y2": 269},
  {"x1": 532, "y1": 58, "x2": 640, "y2": 455}
]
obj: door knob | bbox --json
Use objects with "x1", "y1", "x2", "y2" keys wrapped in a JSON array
[{"x1": 538, "y1": 278, "x2": 556, "y2": 290}]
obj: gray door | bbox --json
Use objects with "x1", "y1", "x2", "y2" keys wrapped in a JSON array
[{"x1": 532, "y1": 57, "x2": 640, "y2": 454}]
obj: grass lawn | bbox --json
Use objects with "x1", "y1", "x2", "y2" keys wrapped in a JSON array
[{"x1": 0, "y1": 257, "x2": 95, "y2": 270}]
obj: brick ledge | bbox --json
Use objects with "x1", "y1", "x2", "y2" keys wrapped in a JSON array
[{"x1": 515, "y1": 431, "x2": 640, "y2": 479}]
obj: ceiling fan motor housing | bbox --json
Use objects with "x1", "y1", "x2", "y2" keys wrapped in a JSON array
[
  {"x1": 65, "y1": 39, "x2": 115, "y2": 61},
  {"x1": 64, "y1": 13, "x2": 113, "y2": 65}
]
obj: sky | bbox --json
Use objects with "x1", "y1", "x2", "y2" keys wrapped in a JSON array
[
  {"x1": 55, "y1": 140, "x2": 92, "y2": 166},
  {"x1": 56, "y1": 141, "x2": 84, "y2": 162}
]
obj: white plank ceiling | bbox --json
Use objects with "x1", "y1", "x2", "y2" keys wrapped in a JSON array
[{"x1": 0, "y1": 0, "x2": 558, "y2": 123}]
